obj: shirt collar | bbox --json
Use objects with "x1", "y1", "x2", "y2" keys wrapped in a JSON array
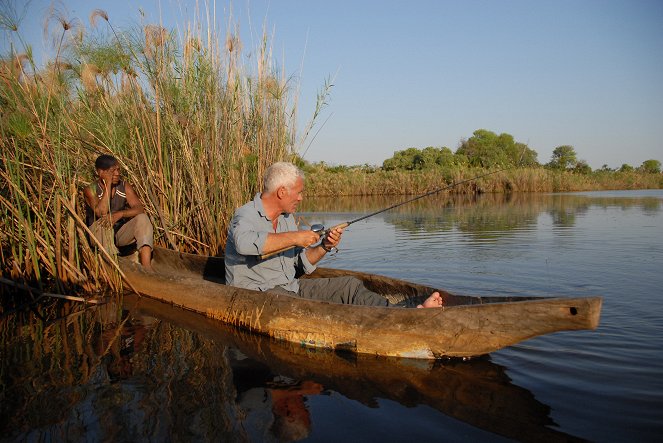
[
  {"x1": 253, "y1": 193, "x2": 274, "y2": 221},
  {"x1": 254, "y1": 192, "x2": 290, "y2": 221}
]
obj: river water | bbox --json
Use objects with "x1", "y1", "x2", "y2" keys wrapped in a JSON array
[{"x1": 2, "y1": 190, "x2": 662, "y2": 442}]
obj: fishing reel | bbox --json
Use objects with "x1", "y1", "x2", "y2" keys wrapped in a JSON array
[{"x1": 310, "y1": 224, "x2": 338, "y2": 255}]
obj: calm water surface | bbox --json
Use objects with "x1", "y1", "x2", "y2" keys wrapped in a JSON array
[{"x1": 2, "y1": 190, "x2": 662, "y2": 442}]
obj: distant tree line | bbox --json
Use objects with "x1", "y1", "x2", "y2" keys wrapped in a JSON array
[{"x1": 380, "y1": 129, "x2": 661, "y2": 174}]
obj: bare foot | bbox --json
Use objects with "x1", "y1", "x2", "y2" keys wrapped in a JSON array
[{"x1": 417, "y1": 292, "x2": 443, "y2": 308}]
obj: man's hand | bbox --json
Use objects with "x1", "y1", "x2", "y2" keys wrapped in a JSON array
[
  {"x1": 303, "y1": 226, "x2": 344, "y2": 265},
  {"x1": 96, "y1": 211, "x2": 124, "y2": 228},
  {"x1": 322, "y1": 226, "x2": 344, "y2": 249},
  {"x1": 98, "y1": 169, "x2": 114, "y2": 189},
  {"x1": 292, "y1": 230, "x2": 321, "y2": 248}
]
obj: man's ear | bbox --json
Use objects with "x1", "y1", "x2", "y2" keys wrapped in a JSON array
[{"x1": 277, "y1": 186, "x2": 287, "y2": 199}]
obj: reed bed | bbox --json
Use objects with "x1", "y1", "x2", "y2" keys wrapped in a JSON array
[
  {"x1": 1, "y1": 7, "x2": 316, "y2": 296},
  {"x1": 304, "y1": 167, "x2": 661, "y2": 196}
]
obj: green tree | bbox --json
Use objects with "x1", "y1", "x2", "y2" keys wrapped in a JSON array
[
  {"x1": 435, "y1": 147, "x2": 458, "y2": 168},
  {"x1": 573, "y1": 160, "x2": 592, "y2": 174},
  {"x1": 383, "y1": 146, "x2": 460, "y2": 170},
  {"x1": 383, "y1": 147, "x2": 422, "y2": 170},
  {"x1": 548, "y1": 145, "x2": 577, "y2": 170},
  {"x1": 640, "y1": 159, "x2": 661, "y2": 174},
  {"x1": 619, "y1": 163, "x2": 634, "y2": 172},
  {"x1": 456, "y1": 129, "x2": 538, "y2": 168}
]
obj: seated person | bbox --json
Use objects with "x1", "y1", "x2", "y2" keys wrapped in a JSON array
[
  {"x1": 83, "y1": 154, "x2": 154, "y2": 270},
  {"x1": 224, "y1": 162, "x2": 442, "y2": 308}
]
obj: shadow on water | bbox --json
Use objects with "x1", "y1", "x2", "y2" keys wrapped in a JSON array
[{"x1": 1, "y1": 292, "x2": 586, "y2": 442}]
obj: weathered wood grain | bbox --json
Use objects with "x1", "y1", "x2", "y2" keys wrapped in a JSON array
[{"x1": 119, "y1": 247, "x2": 602, "y2": 358}]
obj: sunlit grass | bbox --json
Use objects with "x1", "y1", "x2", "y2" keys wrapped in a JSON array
[
  {"x1": 1, "y1": 5, "x2": 326, "y2": 295},
  {"x1": 304, "y1": 167, "x2": 661, "y2": 196}
]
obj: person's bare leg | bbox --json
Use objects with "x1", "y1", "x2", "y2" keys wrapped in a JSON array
[
  {"x1": 139, "y1": 245, "x2": 154, "y2": 271},
  {"x1": 417, "y1": 291, "x2": 443, "y2": 308}
]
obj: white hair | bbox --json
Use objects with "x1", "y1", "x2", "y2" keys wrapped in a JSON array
[{"x1": 263, "y1": 162, "x2": 304, "y2": 193}]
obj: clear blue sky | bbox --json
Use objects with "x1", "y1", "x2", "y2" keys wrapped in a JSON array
[{"x1": 3, "y1": 0, "x2": 662, "y2": 169}]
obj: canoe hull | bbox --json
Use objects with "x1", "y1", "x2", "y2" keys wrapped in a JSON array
[{"x1": 120, "y1": 248, "x2": 602, "y2": 359}]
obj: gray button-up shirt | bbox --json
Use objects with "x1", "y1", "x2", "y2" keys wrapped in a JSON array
[{"x1": 225, "y1": 193, "x2": 316, "y2": 292}]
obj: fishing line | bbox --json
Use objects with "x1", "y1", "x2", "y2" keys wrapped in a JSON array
[
  {"x1": 339, "y1": 165, "x2": 513, "y2": 228},
  {"x1": 342, "y1": 143, "x2": 530, "y2": 227},
  {"x1": 262, "y1": 164, "x2": 515, "y2": 259}
]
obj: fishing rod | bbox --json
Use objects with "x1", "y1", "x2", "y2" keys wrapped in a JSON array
[{"x1": 260, "y1": 165, "x2": 512, "y2": 259}]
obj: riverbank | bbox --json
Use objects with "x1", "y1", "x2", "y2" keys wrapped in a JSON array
[{"x1": 304, "y1": 167, "x2": 662, "y2": 196}]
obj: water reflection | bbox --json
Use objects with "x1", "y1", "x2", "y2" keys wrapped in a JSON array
[
  {"x1": 133, "y1": 296, "x2": 587, "y2": 442},
  {"x1": 1, "y1": 299, "x2": 238, "y2": 442},
  {"x1": 300, "y1": 191, "x2": 661, "y2": 239},
  {"x1": 1, "y1": 294, "x2": 587, "y2": 442}
]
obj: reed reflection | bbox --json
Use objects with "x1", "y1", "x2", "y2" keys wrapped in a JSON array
[
  {"x1": 1, "y1": 300, "x2": 239, "y2": 441},
  {"x1": 1, "y1": 293, "x2": 589, "y2": 442},
  {"x1": 301, "y1": 192, "x2": 660, "y2": 239}
]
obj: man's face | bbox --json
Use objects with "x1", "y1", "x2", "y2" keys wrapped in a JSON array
[
  {"x1": 98, "y1": 164, "x2": 121, "y2": 185},
  {"x1": 281, "y1": 176, "x2": 305, "y2": 214}
]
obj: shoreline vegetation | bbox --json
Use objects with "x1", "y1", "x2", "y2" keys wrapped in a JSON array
[
  {"x1": 303, "y1": 166, "x2": 662, "y2": 197},
  {"x1": 1, "y1": 5, "x2": 661, "y2": 299}
]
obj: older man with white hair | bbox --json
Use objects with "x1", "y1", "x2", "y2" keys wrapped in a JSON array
[{"x1": 225, "y1": 162, "x2": 442, "y2": 307}]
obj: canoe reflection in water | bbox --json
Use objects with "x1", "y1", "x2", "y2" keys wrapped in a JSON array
[{"x1": 129, "y1": 295, "x2": 586, "y2": 442}]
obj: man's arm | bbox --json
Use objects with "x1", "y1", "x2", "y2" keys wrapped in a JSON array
[
  {"x1": 83, "y1": 181, "x2": 145, "y2": 227},
  {"x1": 261, "y1": 230, "x2": 320, "y2": 256},
  {"x1": 230, "y1": 208, "x2": 320, "y2": 257},
  {"x1": 83, "y1": 178, "x2": 112, "y2": 218},
  {"x1": 121, "y1": 183, "x2": 146, "y2": 220}
]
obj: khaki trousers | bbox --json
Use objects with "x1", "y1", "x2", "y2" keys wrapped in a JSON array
[{"x1": 89, "y1": 213, "x2": 154, "y2": 255}]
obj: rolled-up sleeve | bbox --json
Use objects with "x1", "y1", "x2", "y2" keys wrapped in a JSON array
[
  {"x1": 230, "y1": 209, "x2": 267, "y2": 256},
  {"x1": 297, "y1": 249, "x2": 317, "y2": 275}
]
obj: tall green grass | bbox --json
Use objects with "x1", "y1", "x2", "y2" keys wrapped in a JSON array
[{"x1": 1, "y1": 7, "x2": 324, "y2": 294}]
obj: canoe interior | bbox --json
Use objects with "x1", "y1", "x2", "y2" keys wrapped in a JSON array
[{"x1": 145, "y1": 247, "x2": 547, "y2": 307}]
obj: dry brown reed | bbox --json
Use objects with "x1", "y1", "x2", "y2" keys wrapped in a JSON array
[
  {"x1": 304, "y1": 167, "x2": 661, "y2": 196},
  {"x1": 1, "y1": 6, "x2": 311, "y2": 295}
]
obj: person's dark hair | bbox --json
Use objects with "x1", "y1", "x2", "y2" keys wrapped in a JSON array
[{"x1": 95, "y1": 154, "x2": 118, "y2": 170}]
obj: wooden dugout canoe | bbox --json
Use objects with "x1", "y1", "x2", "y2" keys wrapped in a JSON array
[{"x1": 119, "y1": 247, "x2": 602, "y2": 359}]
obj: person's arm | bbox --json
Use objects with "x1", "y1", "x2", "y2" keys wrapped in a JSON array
[
  {"x1": 83, "y1": 176, "x2": 113, "y2": 218},
  {"x1": 120, "y1": 183, "x2": 146, "y2": 221},
  {"x1": 261, "y1": 230, "x2": 320, "y2": 256},
  {"x1": 231, "y1": 209, "x2": 320, "y2": 257}
]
